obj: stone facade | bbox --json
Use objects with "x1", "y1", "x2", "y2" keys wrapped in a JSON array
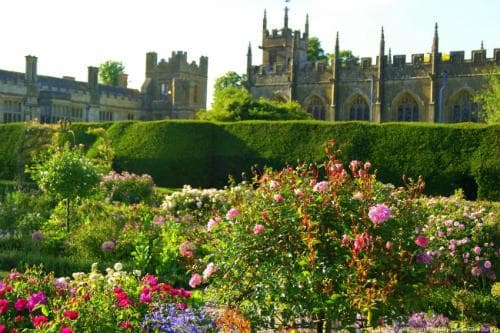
[
  {"x1": 0, "y1": 52, "x2": 208, "y2": 123},
  {"x1": 246, "y1": 9, "x2": 500, "y2": 123}
]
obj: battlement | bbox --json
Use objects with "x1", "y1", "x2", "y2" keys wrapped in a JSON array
[{"x1": 148, "y1": 51, "x2": 208, "y2": 77}]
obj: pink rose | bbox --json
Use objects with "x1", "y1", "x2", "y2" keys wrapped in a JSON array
[
  {"x1": 0, "y1": 324, "x2": 5, "y2": 333},
  {"x1": 484, "y1": 260, "x2": 492, "y2": 269},
  {"x1": 253, "y1": 224, "x2": 265, "y2": 234},
  {"x1": 294, "y1": 188, "x2": 304, "y2": 198},
  {"x1": 189, "y1": 274, "x2": 202, "y2": 288},
  {"x1": 32, "y1": 315, "x2": 48, "y2": 328},
  {"x1": 226, "y1": 208, "x2": 239, "y2": 220},
  {"x1": 61, "y1": 327, "x2": 73, "y2": 333},
  {"x1": 341, "y1": 234, "x2": 350, "y2": 245},
  {"x1": 274, "y1": 194, "x2": 284, "y2": 202},
  {"x1": 202, "y1": 262, "x2": 217, "y2": 280},
  {"x1": 0, "y1": 299, "x2": 8, "y2": 314},
  {"x1": 14, "y1": 297, "x2": 27, "y2": 312},
  {"x1": 386, "y1": 241, "x2": 393, "y2": 250},
  {"x1": 261, "y1": 210, "x2": 268, "y2": 220},
  {"x1": 415, "y1": 235, "x2": 429, "y2": 248},
  {"x1": 313, "y1": 181, "x2": 329, "y2": 193},
  {"x1": 364, "y1": 161, "x2": 371, "y2": 170},
  {"x1": 140, "y1": 292, "x2": 152, "y2": 303},
  {"x1": 206, "y1": 218, "x2": 219, "y2": 232},
  {"x1": 473, "y1": 246, "x2": 481, "y2": 255},
  {"x1": 63, "y1": 310, "x2": 78, "y2": 320},
  {"x1": 368, "y1": 204, "x2": 392, "y2": 225},
  {"x1": 269, "y1": 180, "x2": 279, "y2": 189}
]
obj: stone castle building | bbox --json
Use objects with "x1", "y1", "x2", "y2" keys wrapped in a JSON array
[
  {"x1": 246, "y1": 9, "x2": 500, "y2": 122},
  {"x1": 0, "y1": 51, "x2": 207, "y2": 123}
]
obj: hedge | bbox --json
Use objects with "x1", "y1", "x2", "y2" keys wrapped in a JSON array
[{"x1": 0, "y1": 121, "x2": 498, "y2": 200}]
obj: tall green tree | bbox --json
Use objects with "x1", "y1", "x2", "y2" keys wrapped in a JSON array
[
  {"x1": 475, "y1": 73, "x2": 500, "y2": 124},
  {"x1": 98, "y1": 60, "x2": 125, "y2": 87},
  {"x1": 307, "y1": 37, "x2": 327, "y2": 62}
]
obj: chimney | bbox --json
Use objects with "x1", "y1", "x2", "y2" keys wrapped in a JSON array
[
  {"x1": 88, "y1": 66, "x2": 99, "y2": 91},
  {"x1": 118, "y1": 73, "x2": 128, "y2": 88},
  {"x1": 25, "y1": 55, "x2": 38, "y2": 83}
]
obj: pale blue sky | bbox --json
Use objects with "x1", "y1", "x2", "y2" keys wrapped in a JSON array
[{"x1": 2, "y1": 0, "x2": 499, "y2": 106}]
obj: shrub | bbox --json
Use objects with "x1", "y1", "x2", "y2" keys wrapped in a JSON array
[
  {"x1": 101, "y1": 171, "x2": 155, "y2": 204},
  {"x1": 192, "y1": 142, "x2": 498, "y2": 330}
]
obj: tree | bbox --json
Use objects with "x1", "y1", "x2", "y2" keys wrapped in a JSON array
[
  {"x1": 198, "y1": 86, "x2": 311, "y2": 122},
  {"x1": 213, "y1": 71, "x2": 247, "y2": 95},
  {"x1": 99, "y1": 60, "x2": 125, "y2": 86},
  {"x1": 307, "y1": 37, "x2": 327, "y2": 62},
  {"x1": 475, "y1": 73, "x2": 500, "y2": 124},
  {"x1": 31, "y1": 143, "x2": 100, "y2": 231}
]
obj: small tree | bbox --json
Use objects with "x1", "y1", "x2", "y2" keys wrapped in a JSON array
[
  {"x1": 475, "y1": 73, "x2": 500, "y2": 124},
  {"x1": 99, "y1": 60, "x2": 125, "y2": 87},
  {"x1": 31, "y1": 143, "x2": 100, "y2": 231}
]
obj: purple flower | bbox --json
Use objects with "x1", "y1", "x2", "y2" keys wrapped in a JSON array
[
  {"x1": 408, "y1": 312, "x2": 426, "y2": 328},
  {"x1": 31, "y1": 231, "x2": 43, "y2": 242},
  {"x1": 416, "y1": 253, "x2": 433, "y2": 265},
  {"x1": 101, "y1": 240, "x2": 115, "y2": 253},
  {"x1": 28, "y1": 292, "x2": 46, "y2": 311},
  {"x1": 368, "y1": 204, "x2": 392, "y2": 225}
]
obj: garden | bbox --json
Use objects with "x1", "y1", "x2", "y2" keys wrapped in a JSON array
[{"x1": 0, "y1": 122, "x2": 498, "y2": 332}]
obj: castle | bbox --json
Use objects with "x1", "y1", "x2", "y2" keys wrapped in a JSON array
[
  {"x1": 0, "y1": 52, "x2": 207, "y2": 123},
  {"x1": 246, "y1": 8, "x2": 500, "y2": 123}
]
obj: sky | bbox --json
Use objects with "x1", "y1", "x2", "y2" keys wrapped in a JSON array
[{"x1": 2, "y1": 0, "x2": 499, "y2": 107}]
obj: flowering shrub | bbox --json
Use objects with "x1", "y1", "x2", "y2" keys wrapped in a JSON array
[
  {"x1": 0, "y1": 264, "x2": 204, "y2": 332},
  {"x1": 192, "y1": 141, "x2": 498, "y2": 330},
  {"x1": 161, "y1": 185, "x2": 229, "y2": 225},
  {"x1": 102, "y1": 171, "x2": 155, "y2": 204}
]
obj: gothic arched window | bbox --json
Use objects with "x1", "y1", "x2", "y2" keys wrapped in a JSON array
[
  {"x1": 452, "y1": 92, "x2": 479, "y2": 122},
  {"x1": 306, "y1": 96, "x2": 326, "y2": 120},
  {"x1": 349, "y1": 95, "x2": 370, "y2": 120},
  {"x1": 396, "y1": 95, "x2": 419, "y2": 122}
]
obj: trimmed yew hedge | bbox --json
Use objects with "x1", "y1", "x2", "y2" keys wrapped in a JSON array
[{"x1": 0, "y1": 121, "x2": 498, "y2": 200}]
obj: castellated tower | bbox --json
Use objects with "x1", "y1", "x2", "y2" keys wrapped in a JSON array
[
  {"x1": 141, "y1": 51, "x2": 208, "y2": 119},
  {"x1": 246, "y1": 8, "x2": 500, "y2": 123}
]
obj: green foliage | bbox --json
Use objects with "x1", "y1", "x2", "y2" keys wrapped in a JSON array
[
  {"x1": 307, "y1": 36, "x2": 327, "y2": 61},
  {"x1": 213, "y1": 71, "x2": 246, "y2": 95},
  {"x1": 31, "y1": 144, "x2": 100, "y2": 201},
  {"x1": 0, "y1": 123, "x2": 25, "y2": 180},
  {"x1": 198, "y1": 87, "x2": 311, "y2": 121},
  {"x1": 98, "y1": 60, "x2": 125, "y2": 87},
  {"x1": 475, "y1": 73, "x2": 500, "y2": 124}
]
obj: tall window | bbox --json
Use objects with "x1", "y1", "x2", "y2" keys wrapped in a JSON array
[
  {"x1": 2, "y1": 100, "x2": 22, "y2": 123},
  {"x1": 306, "y1": 96, "x2": 326, "y2": 120},
  {"x1": 193, "y1": 85, "x2": 199, "y2": 104},
  {"x1": 452, "y1": 92, "x2": 479, "y2": 122},
  {"x1": 396, "y1": 95, "x2": 419, "y2": 122},
  {"x1": 349, "y1": 95, "x2": 370, "y2": 120}
]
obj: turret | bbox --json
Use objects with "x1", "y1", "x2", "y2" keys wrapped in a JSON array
[
  {"x1": 330, "y1": 32, "x2": 340, "y2": 120},
  {"x1": 246, "y1": 42, "x2": 253, "y2": 87},
  {"x1": 376, "y1": 27, "x2": 385, "y2": 102},
  {"x1": 25, "y1": 55, "x2": 37, "y2": 83},
  {"x1": 146, "y1": 52, "x2": 158, "y2": 78},
  {"x1": 431, "y1": 23, "x2": 439, "y2": 75},
  {"x1": 284, "y1": 6, "x2": 289, "y2": 30},
  {"x1": 304, "y1": 14, "x2": 309, "y2": 38},
  {"x1": 263, "y1": 9, "x2": 267, "y2": 35}
]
